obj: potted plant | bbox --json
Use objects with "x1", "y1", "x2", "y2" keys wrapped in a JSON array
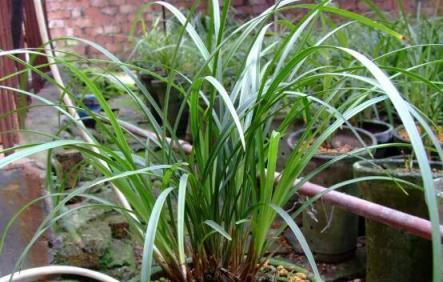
[
  {"x1": 374, "y1": 12, "x2": 443, "y2": 153},
  {"x1": 353, "y1": 159, "x2": 443, "y2": 282},
  {"x1": 287, "y1": 126, "x2": 376, "y2": 262},
  {"x1": 130, "y1": 17, "x2": 201, "y2": 139},
  {"x1": 1, "y1": 1, "x2": 441, "y2": 282}
]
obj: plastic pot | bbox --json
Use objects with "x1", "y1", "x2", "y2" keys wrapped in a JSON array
[
  {"x1": 353, "y1": 159, "x2": 443, "y2": 282},
  {"x1": 139, "y1": 73, "x2": 189, "y2": 139},
  {"x1": 287, "y1": 126, "x2": 377, "y2": 263},
  {"x1": 358, "y1": 120, "x2": 393, "y2": 158},
  {"x1": 78, "y1": 95, "x2": 101, "y2": 128}
]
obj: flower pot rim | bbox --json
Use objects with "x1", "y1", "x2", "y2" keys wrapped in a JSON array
[
  {"x1": 393, "y1": 124, "x2": 443, "y2": 145},
  {"x1": 353, "y1": 158, "x2": 443, "y2": 178},
  {"x1": 360, "y1": 119, "x2": 394, "y2": 138},
  {"x1": 287, "y1": 126, "x2": 377, "y2": 160}
]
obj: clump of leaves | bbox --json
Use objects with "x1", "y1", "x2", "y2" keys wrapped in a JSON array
[{"x1": 1, "y1": 1, "x2": 442, "y2": 282}]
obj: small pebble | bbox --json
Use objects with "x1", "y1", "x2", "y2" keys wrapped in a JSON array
[
  {"x1": 295, "y1": 272, "x2": 307, "y2": 279},
  {"x1": 277, "y1": 265, "x2": 289, "y2": 276}
]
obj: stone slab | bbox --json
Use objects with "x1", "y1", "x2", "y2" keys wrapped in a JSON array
[{"x1": 0, "y1": 162, "x2": 49, "y2": 276}]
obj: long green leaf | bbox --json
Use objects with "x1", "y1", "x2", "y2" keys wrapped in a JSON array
[
  {"x1": 270, "y1": 204, "x2": 322, "y2": 282},
  {"x1": 141, "y1": 187, "x2": 175, "y2": 282},
  {"x1": 205, "y1": 76, "x2": 246, "y2": 149},
  {"x1": 204, "y1": 220, "x2": 232, "y2": 241},
  {"x1": 0, "y1": 140, "x2": 86, "y2": 169},
  {"x1": 177, "y1": 174, "x2": 188, "y2": 267}
]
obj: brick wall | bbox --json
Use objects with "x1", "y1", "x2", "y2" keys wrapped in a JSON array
[{"x1": 46, "y1": 0, "x2": 418, "y2": 58}]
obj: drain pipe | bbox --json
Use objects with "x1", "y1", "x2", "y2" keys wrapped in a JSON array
[
  {"x1": 118, "y1": 123, "x2": 443, "y2": 241},
  {"x1": 0, "y1": 266, "x2": 118, "y2": 282}
]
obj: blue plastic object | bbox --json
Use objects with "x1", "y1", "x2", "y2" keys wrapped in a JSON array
[{"x1": 78, "y1": 95, "x2": 101, "y2": 128}]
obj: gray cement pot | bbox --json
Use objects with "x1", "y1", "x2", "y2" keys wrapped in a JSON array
[
  {"x1": 353, "y1": 159, "x2": 443, "y2": 282},
  {"x1": 287, "y1": 126, "x2": 377, "y2": 263}
]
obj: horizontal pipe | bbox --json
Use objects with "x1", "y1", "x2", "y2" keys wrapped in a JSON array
[
  {"x1": 300, "y1": 181, "x2": 443, "y2": 241},
  {"x1": 120, "y1": 122, "x2": 442, "y2": 241}
]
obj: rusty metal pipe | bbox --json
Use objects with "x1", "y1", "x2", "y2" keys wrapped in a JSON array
[{"x1": 117, "y1": 122, "x2": 443, "y2": 241}]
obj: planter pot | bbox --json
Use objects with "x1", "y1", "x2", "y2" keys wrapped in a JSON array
[
  {"x1": 78, "y1": 95, "x2": 101, "y2": 129},
  {"x1": 139, "y1": 73, "x2": 189, "y2": 139},
  {"x1": 358, "y1": 120, "x2": 393, "y2": 158},
  {"x1": 393, "y1": 124, "x2": 443, "y2": 155},
  {"x1": 270, "y1": 116, "x2": 305, "y2": 171},
  {"x1": 353, "y1": 159, "x2": 443, "y2": 282},
  {"x1": 287, "y1": 126, "x2": 377, "y2": 263}
]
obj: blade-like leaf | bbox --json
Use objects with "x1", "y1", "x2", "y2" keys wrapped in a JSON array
[
  {"x1": 205, "y1": 76, "x2": 246, "y2": 149},
  {"x1": 141, "y1": 187, "x2": 175, "y2": 282},
  {"x1": 177, "y1": 174, "x2": 189, "y2": 266},
  {"x1": 270, "y1": 204, "x2": 322, "y2": 282},
  {"x1": 0, "y1": 140, "x2": 86, "y2": 169},
  {"x1": 204, "y1": 220, "x2": 232, "y2": 241}
]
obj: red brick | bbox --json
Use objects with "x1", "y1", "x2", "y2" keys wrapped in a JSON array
[
  {"x1": 48, "y1": 19, "x2": 65, "y2": 28},
  {"x1": 50, "y1": 27, "x2": 66, "y2": 37},
  {"x1": 235, "y1": 5, "x2": 253, "y2": 15},
  {"x1": 232, "y1": 0, "x2": 245, "y2": 6},
  {"x1": 76, "y1": 18, "x2": 93, "y2": 28},
  {"x1": 249, "y1": 0, "x2": 266, "y2": 4},
  {"x1": 125, "y1": 0, "x2": 142, "y2": 4},
  {"x1": 65, "y1": 28, "x2": 75, "y2": 37},
  {"x1": 70, "y1": 7, "x2": 83, "y2": 18},
  {"x1": 376, "y1": 0, "x2": 394, "y2": 11},
  {"x1": 46, "y1": 1, "x2": 64, "y2": 11},
  {"x1": 357, "y1": 1, "x2": 370, "y2": 11},
  {"x1": 104, "y1": 25, "x2": 121, "y2": 34},
  {"x1": 337, "y1": 0, "x2": 357, "y2": 11},
  {"x1": 91, "y1": 0, "x2": 108, "y2": 8},
  {"x1": 85, "y1": 26, "x2": 105, "y2": 36},
  {"x1": 102, "y1": 7, "x2": 119, "y2": 16},
  {"x1": 119, "y1": 4, "x2": 136, "y2": 14},
  {"x1": 84, "y1": 7, "x2": 105, "y2": 19},
  {"x1": 104, "y1": 42, "x2": 121, "y2": 54},
  {"x1": 252, "y1": 4, "x2": 269, "y2": 14},
  {"x1": 48, "y1": 10, "x2": 70, "y2": 19},
  {"x1": 73, "y1": 45, "x2": 86, "y2": 55}
]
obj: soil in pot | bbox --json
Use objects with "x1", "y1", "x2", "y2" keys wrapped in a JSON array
[
  {"x1": 353, "y1": 159, "x2": 443, "y2": 282},
  {"x1": 357, "y1": 120, "x2": 393, "y2": 158},
  {"x1": 287, "y1": 126, "x2": 377, "y2": 263},
  {"x1": 393, "y1": 124, "x2": 443, "y2": 155},
  {"x1": 139, "y1": 73, "x2": 189, "y2": 139}
]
